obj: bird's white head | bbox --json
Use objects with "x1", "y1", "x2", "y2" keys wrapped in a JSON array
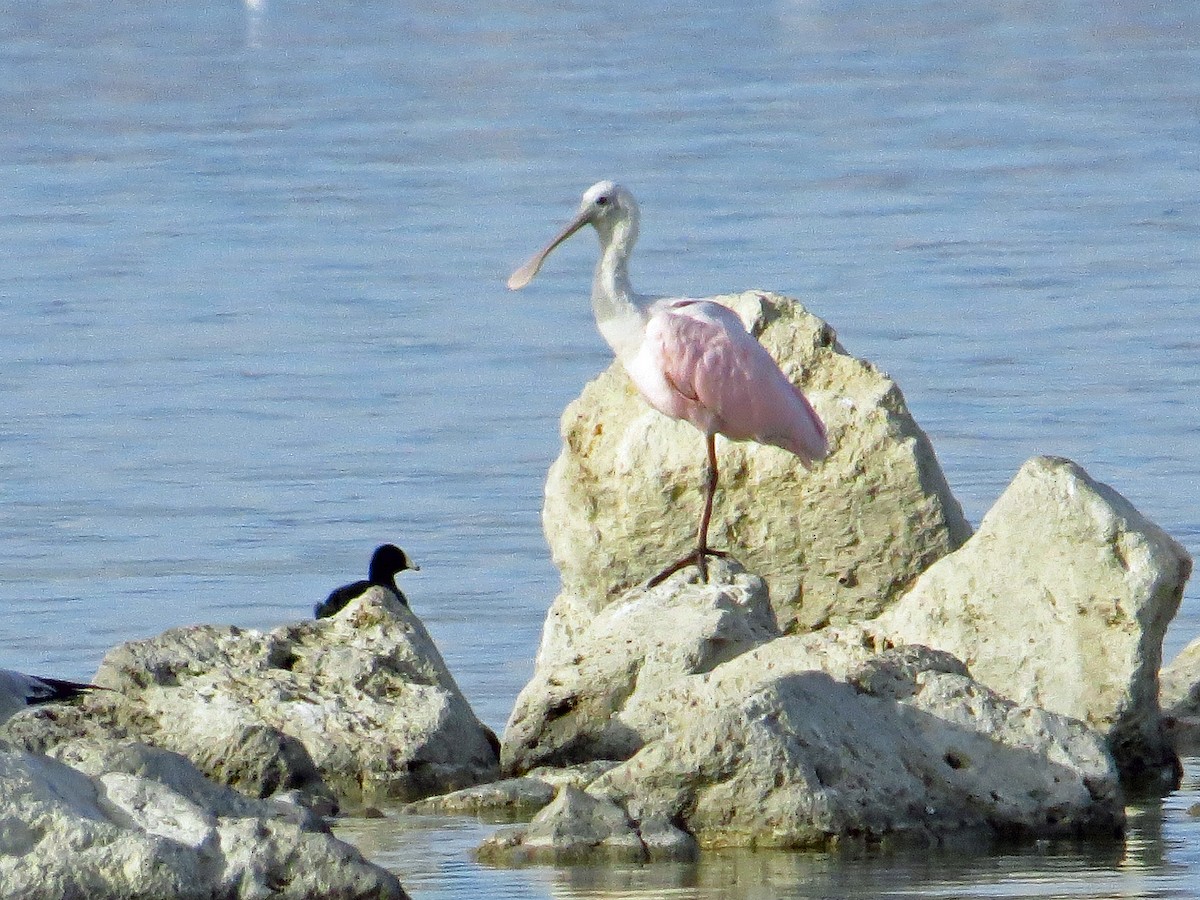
[
  {"x1": 507, "y1": 181, "x2": 639, "y2": 290},
  {"x1": 578, "y1": 180, "x2": 636, "y2": 224}
]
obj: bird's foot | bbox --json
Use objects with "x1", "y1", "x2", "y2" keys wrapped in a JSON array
[{"x1": 646, "y1": 548, "x2": 730, "y2": 588}]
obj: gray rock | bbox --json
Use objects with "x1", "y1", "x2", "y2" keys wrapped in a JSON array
[
  {"x1": 1, "y1": 587, "x2": 499, "y2": 806},
  {"x1": 404, "y1": 761, "x2": 620, "y2": 818},
  {"x1": 638, "y1": 814, "x2": 701, "y2": 861},
  {"x1": 542, "y1": 291, "x2": 970, "y2": 631},
  {"x1": 476, "y1": 783, "x2": 700, "y2": 865},
  {"x1": 406, "y1": 775, "x2": 556, "y2": 818},
  {"x1": 0, "y1": 743, "x2": 408, "y2": 900},
  {"x1": 476, "y1": 785, "x2": 651, "y2": 865},
  {"x1": 876, "y1": 456, "x2": 1191, "y2": 786}
]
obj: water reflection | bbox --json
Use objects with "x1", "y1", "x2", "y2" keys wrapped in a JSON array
[
  {"x1": 243, "y1": 0, "x2": 265, "y2": 50},
  {"x1": 543, "y1": 845, "x2": 1135, "y2": 900}
]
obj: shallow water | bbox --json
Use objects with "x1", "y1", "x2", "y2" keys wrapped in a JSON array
[
  {"x1": 2, "y1": 0, "x2": 1199, "y2": 896},
  {"x1": 333, "y1": 762, "x2": 1200, "y2": 900}
]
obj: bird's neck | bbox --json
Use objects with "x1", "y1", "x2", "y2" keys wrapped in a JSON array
[{"x1": 591, "y1": 218, "x2": 647, "y2": 362}]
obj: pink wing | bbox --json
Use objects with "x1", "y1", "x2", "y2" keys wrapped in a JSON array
[{"x1": 625, "y1": 300, "x2": 828, "y2": 467}]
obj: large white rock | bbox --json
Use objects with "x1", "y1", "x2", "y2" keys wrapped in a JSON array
[
  {"x1": 0, "y1": 743, "x2": 408, "y2": 900},
  {"x1": 502, "y1": 560, "x2": 779, "y2": 774},
  {"x1": 875, "y1": 456, "x2": 1191, "y2": 784},
  {"x1": 491, "y1": 620, "x2": 1120, "y2": 856},
  {"x1": 590, "y1": 635, "x2": 1121, "y2": 849},
  {"x1": 543, "y1": 291, "x2": 970, "y2": 631},
  {"x1": 1, "y1": 587, "x2": 499, "y2": 805}
]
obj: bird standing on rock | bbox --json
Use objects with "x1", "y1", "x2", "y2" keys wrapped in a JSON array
[
  {"x1": 0, "y1": 668, "x2": 105, "y2": 724},
  {"x1": 508, "y1": 181, "x2": 828, "y2": 586},
  {"x1": 314, "y1": 544, "x2": 419, "y2": 619}
]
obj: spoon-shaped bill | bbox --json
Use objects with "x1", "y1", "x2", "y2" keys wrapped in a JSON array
[
  {"x1": 507, "y1": 210, "x2": 590, "y2": 290},
  {"x1": 507, "y1": 256, "x2": 543, "y2": 290}
]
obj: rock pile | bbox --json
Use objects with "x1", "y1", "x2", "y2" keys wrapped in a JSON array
[
  {"x1": 1, "y1": 579, "x2": 512, "y2": 896},
  {"x1": 2, "y1": 586, "x2": 500, "y2": 807},
  {"x1": 0, "y1": 742, "x2": 407, "y2": 899},
  {"x1": 477, "y1": 292, "x2": 1191, "y2": 863},
  {"x1": 481, "y1": 565, "x2": 1125, "y2": 863}
]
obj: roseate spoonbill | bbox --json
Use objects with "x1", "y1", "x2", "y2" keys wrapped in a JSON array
[
  {"x1": 508, "y1": 181, "x2": 828, "y2": 585},
  {"x1": 314, "y1": 543, "x2": 419, "y2": 618},
  {"x1": 0, "y1": 669, "x2": 106, "y2": 723}
]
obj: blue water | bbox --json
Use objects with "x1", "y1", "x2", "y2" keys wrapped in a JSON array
[{"x1": 2, "y1": 1, "x2": 1199, "y2": 897}]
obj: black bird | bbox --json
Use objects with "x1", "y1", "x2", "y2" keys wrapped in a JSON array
[
  {"x1": 0, "y1": 669, "x2": 106, "y2": 724},
  {"x1": 315, "y1": 544, "x2": 419, "y2": 619}
]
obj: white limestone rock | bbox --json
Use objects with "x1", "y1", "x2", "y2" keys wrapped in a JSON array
[
  {"x1": 542, "y1": 291, "x2": 970, "y2": 631},
  {"x1": 502, "y1": 559, "x2": 779, "y2": 774},
  {"x1": 486, "y1": 622, "x2": 1121, "y2": 859},
  {"x1": 490, "y1": 568, "x2": 1122, "y2": 857},
  {"x1": 599, "y1": 636, "x2": 1120, "y2": 849},
  {"x1": 1160, "y1": 638, "x2": 1200, "y2": 754},
  {"x1": 1, "y1": 587, "x2": 499, "y2": 805},
  {"x1": 0, "y1": 743, "x2": 408, "y2": 900},
  {"x1": 875, "y1": 456, "x2": 1191, "y2": 784}
]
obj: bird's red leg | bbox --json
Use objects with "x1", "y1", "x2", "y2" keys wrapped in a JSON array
[
  {"x1": 647, "y1": 434, "x2": 729, "y2": 587},
  {"x1": 694, "y1": 432, "x2": 731, "y2": 579}
]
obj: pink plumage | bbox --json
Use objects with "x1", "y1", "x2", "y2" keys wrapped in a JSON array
[{"x1": 629, "y1": 298, "x2": 827, "y2": 467}]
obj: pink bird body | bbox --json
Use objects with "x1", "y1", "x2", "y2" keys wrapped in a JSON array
[
  {"x1": 508, "y1": 180, "x2": 827, "y2": 584},
  {"x1": 630, "y1": 297, "x2": 826, "y2": 465}
]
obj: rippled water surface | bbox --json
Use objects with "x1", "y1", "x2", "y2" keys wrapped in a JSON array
[
  {"x1": 3, "y1": 1, "x2": 1199, "y2": 897},
  {"x1": 336, "y1": 762, "x2": 1200, "y2": 900}
]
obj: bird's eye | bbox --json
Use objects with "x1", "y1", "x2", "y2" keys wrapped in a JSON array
[{"x1": 595, "y1": 195, "x2": 609, "y2": 206}]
